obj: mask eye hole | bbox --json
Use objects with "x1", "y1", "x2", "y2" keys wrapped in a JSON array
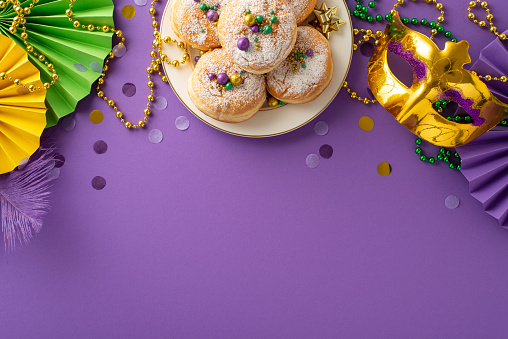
[{"x1": 386, "y1": 51, "x2": 414, "y2": 88}]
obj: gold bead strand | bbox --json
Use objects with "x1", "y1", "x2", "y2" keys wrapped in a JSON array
[
  {"x1": 467, "y1": 1, "x2": 507, "y2": 41},
  {"x1": 392, "y1": 0, "x2": 445, "y2": 39}
]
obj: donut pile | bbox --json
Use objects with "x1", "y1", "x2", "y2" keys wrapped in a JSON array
[{"x1": 172, "y1": 0, "x2": 335, "y2": 123}]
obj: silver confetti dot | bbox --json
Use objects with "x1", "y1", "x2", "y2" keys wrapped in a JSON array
[
  {"x1": 61, "y1": 116, "x2": 76, "y2": 131},
  {"x1": 153, "y1": 96, "x2": 168, "y2": 110},
  {"x1": 112, "y1": 43, "x2": 127, "y2": 58},
  {"x1": 306, "y1": 154, "x2": 320, "y2": 168},
  {"x1": 73, "y1": 63, "x2": 87, "y2": 72},
  {"x1": 90, "y1": 62, "x2": 103, "y2": 73},
  {"x1": 46, "y1": 167, "x2": 61, "y2": 180},
  {"x1": 314, "y1": 121, "x2": 329, "y2": 136},
  {"x1": 149, "y1": 129, "x2": 163, "y2": 144},
  {"x1": 445, "y1": 195, "x2": 460, "y2": 209},
  {"x1": 175, "y1": 116, "x2": 190, "y2": 131},
  {"x1": 134, "y1": 0, "x2": 147, "y2": 5},
  {"x1": 18, "y1": 157, "x2": 29, "y2": 170}
]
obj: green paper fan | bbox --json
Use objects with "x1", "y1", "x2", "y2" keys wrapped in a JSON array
[{"x1": 0, "y1": 0, "x2": 115, "y2": 127}]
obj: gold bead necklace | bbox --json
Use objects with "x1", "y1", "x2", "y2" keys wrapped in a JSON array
[
  {"x1": 467, "y1": 0, "x2": 507, "y2": 41},
  {"x1": 66, "y1": 0, "x2": 189, "y2": 129},
  {"x1": 0, "y1": 0, "x2": 59, "y2": 91}
]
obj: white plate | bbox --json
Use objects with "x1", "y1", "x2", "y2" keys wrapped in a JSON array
[{"x1": 160, "y1": 0, "x2": 353, "y2": 137}]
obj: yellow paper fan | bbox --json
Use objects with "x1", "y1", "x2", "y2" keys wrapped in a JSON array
[{"x1": 0, "y1": 34, "x2": 47, "y2": 175}]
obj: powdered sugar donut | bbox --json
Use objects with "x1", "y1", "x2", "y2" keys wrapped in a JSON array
[
  {"x1": 217, "y1": 0, "x2": 297, "y2": 74},
  {"x1": 171, "y1": 0, "x2": 230, "y2": 50},
  {"x1": 287, "y1": 0, "x2": 316, "y2": 25},
  {"x1": 188, "y1": 48, "x2": 266, "y2": 122},
  {"x1": 266, "y1": 26, "x2": 333, "y2": 104}
]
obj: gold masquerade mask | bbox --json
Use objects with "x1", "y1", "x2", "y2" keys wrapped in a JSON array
[{"x1": 367, "y1": 11, "x2": 508, "y2": 147}]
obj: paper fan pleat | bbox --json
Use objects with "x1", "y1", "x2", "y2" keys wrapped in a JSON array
[
  {"x1": 457, "y1": 131, "x2": 508, "y2": 227},
  {"x1": 0, "y1": 34, "x2": 47, "y2": 174},
  {"x1": 0, "y1": 0, "x2": 115, "y2": 127}
]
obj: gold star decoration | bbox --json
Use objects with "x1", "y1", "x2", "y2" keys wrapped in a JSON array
[{"x1": 309, "y1": 3, "x2": 345, "y2": 39}]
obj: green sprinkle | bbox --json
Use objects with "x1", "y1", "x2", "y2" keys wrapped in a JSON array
[
  {"x1": 263, "y1": 25, "x2": 272, "y2": 34},
  {"x1": 225, "y1": 82, "x2": 233, "y2": 90},
  {"x1": 256, "y1": 15, "x2": 263, "y2": 23},
  {"x1": 253, "y1": 37, "x2": 258, "y2": 42},
  {"x1": 246, "y1": 9, "x2": 250, "y2": 13},
  {"x1": 200, "y1": 28, "x2": 204, "y2": 33},
  {"x1": 199, "y1": 3, "x2": 207, "y2": 10},
  {"x1": 270, "y1": 16, "x2": 277, "y2": 23},
  {"x1": 301, "y1": 64, "x2": 306, "y2": 68},
  {"x1": 270, "y1": 10, "x2": 274, "y2": 14}
]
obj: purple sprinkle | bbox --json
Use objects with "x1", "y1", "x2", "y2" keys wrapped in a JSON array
[
  {"x1": 388, "y1": 41, "x2": 426, "y2": 81},
  {"x1": 215, "y1": 3, "x2": 220, "y2": 7},
  {"x1": 92, "y1": 176, "x2": 107, "y2": 190},
  {"x1": 207, "y1": 9, "x2": 218, "y2": 21},
  {"x1": 306, "y1": 49, "x2": 313, "y2": 56},
  {"x1": 319, "y1": 144, "x2": 333, "y2": 159},
  {"x1": 237, "y1": 37, "x2": 249, "y2": 51},
  {"x1": 195, "y1": 56, "x2": 200, "y2": 62},
  {"x1": 208, "y1": 73, "x2": 216, "y2": 80},
  {"x1": 217, "y1": 72, "x2": 229, "y2": 85},
  {"x1": 306, "y1": 154, "x2": 320, "y2": 168},
  {"x1": 251, "y1": 25, "x2": 259, "y2": 33},
  {"x1": 93, "y1": 140, "x2": 108, "y2": 155},
  {"x1": 241, "y1": 80, "x2": 244, "y2": 84},
  {"x1": 194, "y1": 0, "x2": 199, "y2": 2},
  {"x1": 441, "y1": 89, "x2": 485, "y2": 126}
]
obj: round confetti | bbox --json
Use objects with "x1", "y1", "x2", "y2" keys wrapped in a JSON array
[
  {"x1": 153, "y1": 96, "x2": 168, "y2": 110},
  {"x1": 445, "y1": 195, "x2": 460, "y2": 209},
  {"x1": 175, "y1": 116, "x2": 190, "y2": 131},
  {"x1": 92, "y1": 176, "x2": 107, "y2": 190},
  {"x1": 149, "y1": 129, "x2": 163, "y2": 144},
  {"x1": 319, "y1": 144, "x2": 333, "y2": 159},
  {"x1": 377, "y1": 162, "x2": 392, "y2": 176},
  {"x1": 89, "y1": 62, "x2": 103, "y2": 73},
  {"x1": 93, "y1": 140, "x2": 108, "y2": 154},
  {"x1": 122, "y1": 83, "x2": 136, "y2": 97},
  {"x1": 89, "y1": 110, "x2": 104, "y2": 124},
  {"x1": 314, "y1": 121, "x2": 328, "y2": 136},
  {"x1": 17, "y1": 157, "x2": 29, "y2": 170},
  {"x1": 17, "y1": 87, "x2": 29, "y2": 95},
  {"x1": 306, "y1": 154, "x2": 320, "y2": 168},
  {"x1": 360, "y1": 41, "x2": 375, "y2": 57},
  {"x1": 134, "y1": 0, "x2": 147, "y2": 5},
  {"x1": 61, "y1": 116, "x2": 76, "y2": 131},
  {"x1": 54, "y1": 154, "x2": 66, "y2": 168},
  {"x1": 46, "y1": 167, "x2": 61, "y2": 180},
  {"x1": 112, "y1": 43, "x2": 127, "y2": 58},
  {"x1": 359, "y1": 116, "x2": 374, "y2": 131},
  {"x1": 73, "y1": 63, "x2": 87, "y2": 72},
  {"x1": 121, "y1": 5, "x2": 136, "y2": 19}
]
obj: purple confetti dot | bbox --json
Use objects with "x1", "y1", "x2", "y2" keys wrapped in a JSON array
[
  {"x1": 46, "y1": 167, "x2": 61, "y2": 180},
  {"x1": 360, "y1": 41, "x2": 374, "y2": 57},
  {"x1": 122, "y1": 83, "x2": 136, "y2": 97},
  {"x1": 17, "y1": 157, "x2": 29, "y2": 170},
  {"x1": 54, "y1": 154, "x2": 66, "y2": 168},
  {"x1": 93, "y1": 140, "x2": 108, "y2": 154},
  {"x1": 306, "y1": 154, "x2": 320, "y2": 168},
  {"x1": 61, "y1": 116, "x2": 76, "y2": 131},
  {"x1": 208, "y1": 73, "x2": 216, "y2": 80},
  {"x1": 195, "y1": 56, "x2": 200, "y2": 62},
  {"x1": 306, "y1": 49, "x2": 314, "y2": 56},
  {"x1": 92, "y1": 176, "x2": 107, "y2": 190},
  {"x1": 445, "y1": 195, "x2": 460, "y2": 209},
  {"x1": 175, "y1": 116, "x2": 190, "y2": 131},
  {"x1": 251, "y1": 25, "x2": 259, "y2": 33},
  {"x1": 314, "y1": 121, "x2": 328, "y2": 136},
  {"x1": 237, "y1": 37, "x2": 250, "y2": 51},
  {"x1": 149, "y1": 129, "x2": 163, "y2": 144},
  {"x1": 319, "y1": 144, "x2": 333, "y2": 159}
]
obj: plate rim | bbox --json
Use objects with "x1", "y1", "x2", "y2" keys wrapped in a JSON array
[{"x1": 160, "y1": 0, "x2": 353, "y2": 138}]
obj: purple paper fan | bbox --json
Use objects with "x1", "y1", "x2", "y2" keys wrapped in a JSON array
[{"x1": 455, "y1": 30, "x2": 508, "y2": 228}]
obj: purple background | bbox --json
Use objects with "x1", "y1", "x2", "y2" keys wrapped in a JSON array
[{"x1": 2, "y1": 1, "x2": 508, "y2": 338}]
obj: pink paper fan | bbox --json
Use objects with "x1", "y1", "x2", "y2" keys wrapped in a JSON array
[{"x1": 456, "y1": 30, "x2": 508, "y2": 228}]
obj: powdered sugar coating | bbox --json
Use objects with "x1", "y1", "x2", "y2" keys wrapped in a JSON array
[
  {"x1": 286, "y1": 0, "x2": 316, "y2": 24},
  {"x1": 188, "y1": 48, "x2": 266, "y2": 122},
  {"x1": 217, "y1": 0, "x2": 297, "y2": 74},
  {"x1": 267, "y1": 26, "x2": 333, "y2": 103},
  {"x1": 171, "y1": 0, "x2": 230, "y2": 50}
]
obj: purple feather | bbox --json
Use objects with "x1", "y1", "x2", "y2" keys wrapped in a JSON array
[{"x1": 0, "y1": 140, "x2": 57, "y2": 252}]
